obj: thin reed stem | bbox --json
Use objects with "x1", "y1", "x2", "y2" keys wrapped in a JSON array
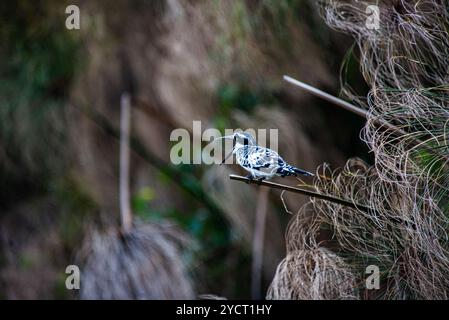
[
  {"x1": 120, "y1": 93, "x2": 133, "y2": 233},
  {"x1": 283, "y1": 75, "x2": 368, "y2": 118},
  {"x1": 251, "y1": 187, "x2": 269, "y2": 300},
  {"x1": 229, "y1": 174, "x2": 372, "y2": 212},
  {"x1": 283, "y1": 75, "x2": 414, "y2": 138},
  {"x1": 283, "y1": 75, "x2": 445, "y2": 160}
]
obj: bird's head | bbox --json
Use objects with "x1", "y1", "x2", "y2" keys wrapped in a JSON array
[{"x1": 214, "y1": 132, "x2": 256, "y2": 164}]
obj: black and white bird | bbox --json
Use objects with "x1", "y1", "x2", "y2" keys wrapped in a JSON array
[{"x1": 216, "y1": 132, "x2": 313, "y2": 181}]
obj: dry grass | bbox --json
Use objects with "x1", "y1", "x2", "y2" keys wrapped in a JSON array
[
  {"x1": 269, "y1": 0, "x2": 449, "y2": 300},
  {"x1": 267, "y1": 248, "x2": 358, "y2": 300},
  {"x1": 79, "y1": 222, "x2": 194, "y2": 300}
]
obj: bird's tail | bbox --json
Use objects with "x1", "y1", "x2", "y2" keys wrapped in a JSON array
[{"x1": 280, "y1": 165, "x2": 314, "y2": 177}]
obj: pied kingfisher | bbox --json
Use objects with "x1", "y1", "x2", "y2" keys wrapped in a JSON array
[{"x1": 216, "y1": 132, "x2": 314, "y2": 181}]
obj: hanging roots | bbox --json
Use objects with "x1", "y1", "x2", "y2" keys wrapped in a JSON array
[
  {"x1": 269, "y1": 0, "x2": 449, "y2": 300},
  {"x1": 79, "y1": 223, "x2": 194, "y2": 299}
]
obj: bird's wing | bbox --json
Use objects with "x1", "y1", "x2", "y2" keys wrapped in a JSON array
[{"x1": 246, "y1": 146, "x2": 284, "y2": 171}]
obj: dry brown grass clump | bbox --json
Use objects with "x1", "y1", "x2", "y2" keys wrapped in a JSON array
[
  {"x1": 79, "y1": 223, "x2": 194, "y2": 300},
  {"x1": 267, "y1": 248, "x2": 358, "y2": 300},
  {"x1": 269, "y1": 0, "x2": 449, "y2": 300}
]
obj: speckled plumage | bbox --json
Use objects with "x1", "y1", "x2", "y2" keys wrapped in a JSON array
[{"x1": 219, "y1": 132, "x2": 313, "y2": 180}]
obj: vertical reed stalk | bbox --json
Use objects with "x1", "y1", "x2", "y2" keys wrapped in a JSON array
[
  {"x1": 251, "y1": 187, "x2": 269, "y2": 299},
  {"x1": 120, "y1": 93, "x2": 133, "y2": 233}
]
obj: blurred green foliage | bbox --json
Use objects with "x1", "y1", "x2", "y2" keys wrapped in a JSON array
[
  {"x1": 215, "y1": 82, "x2": 277, "y2": 134},
  {"x1": 212, "y1": 0, "x2": 304, "y2": 69},
  {"x1": 217, "y1": 82, "x2": 277, "y2": 114},
  {"x1": 0, "y1": 2, "x2": 85, "y2": 298},
  {"x1": 132, "y1": 183, "x2": 252, "y2": 297},
  {"x1": 230, "y1": 0, "x2": 303, "y2": 47},
  {"x1": 51, "y1": 176, "x2": 98, "y2": 250},
  {"x1": 54, "y1": 272, "x2": 71, "y2": 299},
  {"x1": 0, "y1": 1, "x2": 81, "y2": 208},
  {"x1": 132, "y1": 186, "x2": 229, "y2": 254}
]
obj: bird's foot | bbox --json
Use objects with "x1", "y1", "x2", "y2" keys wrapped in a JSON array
[
  {"x1": 245, "y1": 174, "x2": 254, "y2": 184},
  {"x1": 255, "y1": 177, "x2": 265, "y2": 185}
]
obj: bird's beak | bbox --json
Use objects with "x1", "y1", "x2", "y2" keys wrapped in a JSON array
[{"x1": 214, "y1": 135, "x2": 234, "y2": 141}]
